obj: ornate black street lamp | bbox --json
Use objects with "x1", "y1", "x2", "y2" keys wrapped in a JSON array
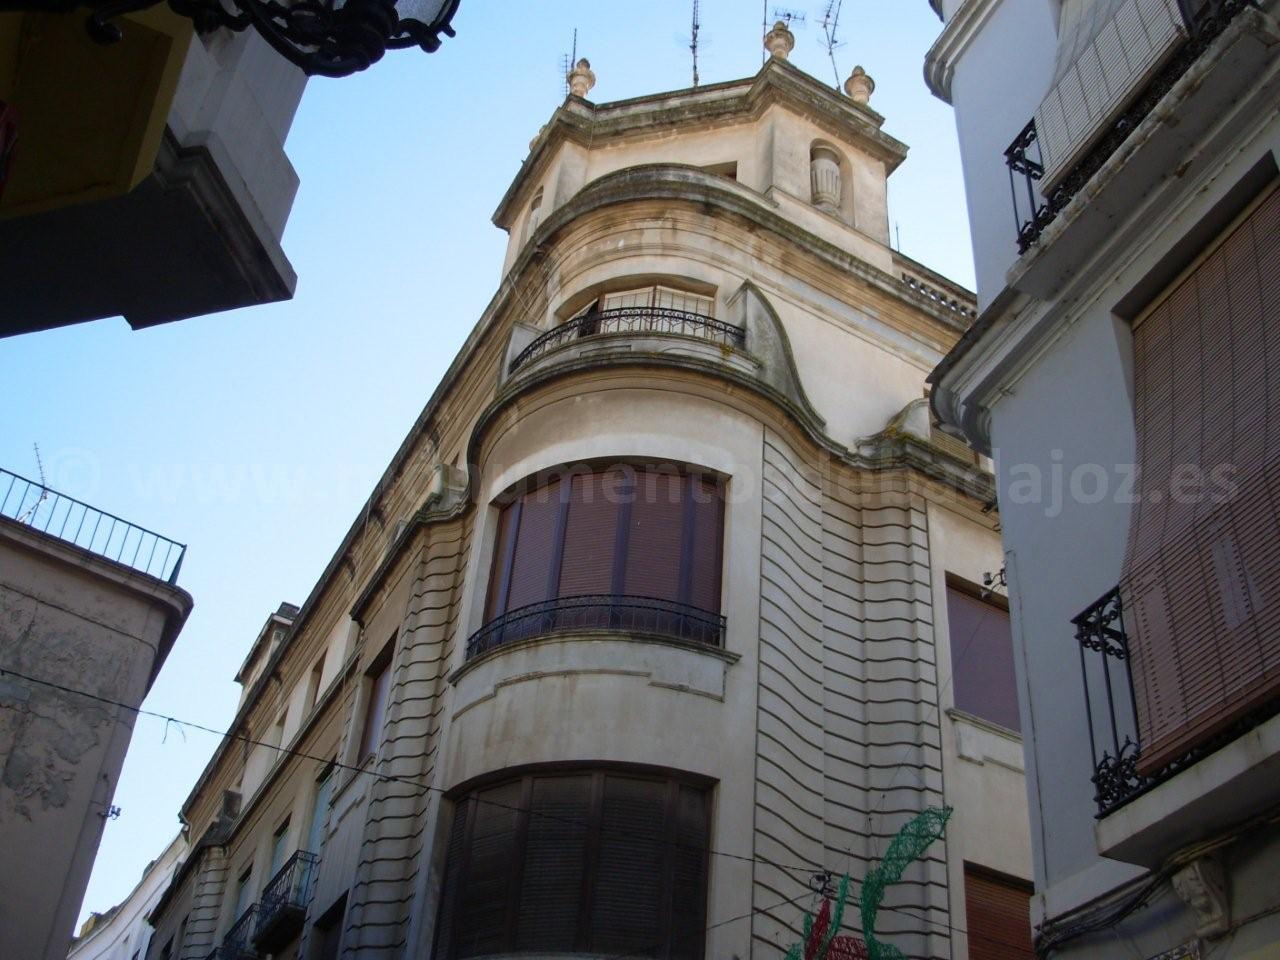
[{"x1": 1, "y1": 0, "x2": 459, "y2": 77}]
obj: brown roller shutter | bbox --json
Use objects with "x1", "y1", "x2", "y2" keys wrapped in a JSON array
[
  {"x1": 1121, "y1": 183, "x2": 1280, "y2": 774},
  {"x1": 558, "y1": 472, "x2": 621, "y2": 598},
  {"x1": 434, "y1": 801, "x2": 471, "y2": 957},
  {"x1": 946, "y1": 585, "x2": 1020, "y2": 733},
  {"x1": 484, "y1": 502, "x2": 520, "y2": 620},
  {"x1": 670, "y1": 784, "x2": 710, "y2": 959},
  {"x1": 624, "y1": 472, "x2": 685, "y2": 602},
  {"x1": 589, "y1": 776, "x2": 668, "y2": 954},
  {"x1": 686, "y1": 478, "x2": 725, "y2": 615},
  {"x1": 506, "y1": 481, "x2": 563, "y2": 611},
  {"x1": 450, "y1": 781, "x2": 523, "y2": 959},
  {"x1": 964, "y1": 866, "x2": 1034, "y2": 960}
]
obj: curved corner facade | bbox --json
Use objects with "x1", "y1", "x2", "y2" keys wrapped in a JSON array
[{"x1": 145, "y1": 57, "x2": 1030, "y2": 960}]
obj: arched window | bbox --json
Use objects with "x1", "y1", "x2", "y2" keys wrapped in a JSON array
[
  {"x1": 521, "y1": 187, "x2": 544, "y2": 246},
  {"x1": 470, "y1": 466, "x2": 725, "y2": 658},
  {"x1": 435, "y1": 769, "x2": 710, "y2": 959}
]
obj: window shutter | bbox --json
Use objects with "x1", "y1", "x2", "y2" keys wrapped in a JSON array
[
  {"x1": 558, "y1": 472, "x2": 622, "y2": 598},
  {"x1": 963, "y1": 867, "x2": 1034, "y2": 960},
  {"x1": 686, "y1": 479, "x2": 725, "y2": 615},
  {"x1": 946, "y1": 586, "x2": 1020, "y2": 733},
  {"x1": 1122, "y1": 185, "x2": 1280, "y2": 774},
  {"x1": 506, "y1": 482, "x2": 563, "y2": 611},
  {"x1": 484, "y1": 502, "x2": 520, "y2": 621},
  {"x1": 589, "y1": 776, "x2": 668, "y2": 954},
  {"x1": 434, "y1": 801, "x2": 470, "y2": 957},
  {"x1": 452, "y1": 782, "x2": 522, "y2": 958},
  {"x1": 670, "y1": 785, "x2": 710, "y2": 959},
  {"x1": 514, "y1": 776, "x2": 592, "y2": 950},
  {"x1": 624, "y1": 472, "x2": 685, "y2": 602}
]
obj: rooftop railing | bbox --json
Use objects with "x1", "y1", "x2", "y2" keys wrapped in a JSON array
[
  {"x1": 1005, "y1": 0, "x2": 1255, "y2": 253},
  {"x1": 508, "y1": 306, "x2": 746, "y2": 374},
  {"x1": 0, "y1": 466, "x2": 185, "y2": 584},
  {"x1": 465, "y1": 594, "x2": 726, "y2": 661}
]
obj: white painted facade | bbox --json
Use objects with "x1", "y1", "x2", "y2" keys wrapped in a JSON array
[
  {"x1": 144, "y1": 39, "x2": 1030, "y2": 960},
  {"x1": 925, "y1": 0, "x2": 1280, "y2": 957}
]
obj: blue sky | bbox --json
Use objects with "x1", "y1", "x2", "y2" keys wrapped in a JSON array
[{"x1": 2, "y1": 0, "x2": 969, "y2": 926}]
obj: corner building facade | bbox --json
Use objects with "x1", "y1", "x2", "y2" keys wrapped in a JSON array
[{"x1": 148, "y1": 51, "x2": 1032, "y2": 960}]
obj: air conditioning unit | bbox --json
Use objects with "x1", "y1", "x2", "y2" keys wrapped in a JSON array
[{"x1": 1034, "y1": 0, "x2": 1187, "y2": 188}]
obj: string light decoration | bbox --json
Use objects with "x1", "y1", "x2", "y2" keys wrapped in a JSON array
[{"x1": 786, "y1": 806, "x2": 953, "y2": 960}]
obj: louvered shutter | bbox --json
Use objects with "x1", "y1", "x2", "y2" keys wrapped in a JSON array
[
  {"x1": 514, "y1": 775, "x2": 592, "y2": 950},
  {"x1": 452, "y1": 782, "x2": 522, "y2": 958},
  {"x1": 506, "y1": 482, "x2": 563, "y2": 612},
  {"x1": 670, "y1": 785, "x2": 710, "y2": 959},
  {"x1": 624, "y1": 472, "x2": 685, "y2": 602},
  {"x1": 1035, "y1": 0, "x2": 1187, "y2": 187},
  {"x1": 964, "y1": 867, "x2": 1034, "y2": 960},
  {"x1": 558, "y1": 472, "x2": 621, "y2": 597},
  {"x1": 686, "y1": 479, "x2": 725, "y2": 614},
  {"x1": 589, "y1": 776, "x2": 668, "y2": 955},
  {"x1": 1122, "y1": 185, "x2": 1280, "y2": 774},
  {"x1": 945, "y1": 586, "x2": 1020, "y2": 733},
  {"x1": 434, "y1": 801, "x2": 470, "y2": 957}
]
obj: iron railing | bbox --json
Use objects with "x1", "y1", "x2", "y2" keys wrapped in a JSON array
[
  {"x1": 1073, "y1": 585, "x2": 1280, "y2": 817},
  {"x1": 212, "y1": 905, "x2": 259, "y2": 960},
  {"x1": 509, "y1": 306, "x2": 746, "y2": 373},
  {"x1": 1005, "y1": 0, "x2": 1255, "y2": 253},
  {"x1": 254, "y1": 850, "x2": 318, "y2": 949},
  {"x1": 465, "y1": 594, "x2": 726, "y2": 661},
  {"x1": 0, "y1": 466, "x2": 185, "y2": 583}
]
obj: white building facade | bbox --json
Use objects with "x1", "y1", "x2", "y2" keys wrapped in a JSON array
[
  {"x1": 925, "y1": 0, "x2": 1280, "y2": 957},
  {"x1": 69, "y1": 834, "x2": 188, "y2": 960},
  {"x1": 144, "y1": 33, "x2": 1033, "y2": 960}
]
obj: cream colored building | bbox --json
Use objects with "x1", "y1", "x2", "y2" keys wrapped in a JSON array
[{"x1": 145, "y1": 30, "x2": 1031, "y2": 960}]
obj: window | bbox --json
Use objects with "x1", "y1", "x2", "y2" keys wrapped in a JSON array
[
  {"x1": 233, "y1": 866, "x2": 253, "y2": 920},
  {"x1": 311, "y1": 894, "x2": 347, "y2": 960},
  {"x1": 963, "y1": 865, "x2": 1033, "y2": 960},
  {"x1": 481, "y1": 467, "x2": 725, "y2": 649},
  {"x1": 946, "y1": 581, "x2": 1019, "y2": 732},
  {"x1": 307, "y1": 763, "x2": 335, "y2": 854},
  {"x1": 573, "y1": 284, "x2": 714, "y2": 319},
  {"x1": 1117, "y1": 181, "x2": 1280, "y2": 774},
  {"x1": 269, "y1": 819, "x2": 291, "y2": 878},
  {"x1": 306, "y1": 652, "x2": 327, "y2": 712},
  {"x1": 359, "y1": 645, "x2": 393, "y2": 762},
  {"x1": 435, "y1": 770, "x2": 710, "y2": 959}
]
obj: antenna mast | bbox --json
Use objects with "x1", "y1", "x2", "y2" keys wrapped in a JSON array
[
  {"x1": 559, "y1": 28, "x2": 577, "y2": 96},
  {"x1": 820, "y1": 0, "x2": 844, "y2": 88},
  {"x1": 690, "y1": 0, "x2": 700, "y2": 87}
]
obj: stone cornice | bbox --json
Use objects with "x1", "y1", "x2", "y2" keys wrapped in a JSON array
[
  {"x1": 494, "y1": 58, "x2": 907, "y2": 229},
  {"x1": 924, "y1": 0, "x2": 1006, "y2": 103}
]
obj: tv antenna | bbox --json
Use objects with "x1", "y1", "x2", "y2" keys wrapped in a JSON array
[
  {"x1": 18, "y1": 443, "x2": 47, "y2": 524},
  {"x1": 763, "y1": 5, "x2": 805, "y2": 63},
  {"x1": 690, "y1": 0, "x2": 701, "y2": 87},
  {"x1": 819, "y1": 1, "x2": 845, "y2": 87},
  {"x1": 559, "y1": 28, "x2": 577, "y2": 96}
]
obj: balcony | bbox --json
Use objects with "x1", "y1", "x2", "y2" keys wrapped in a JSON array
[
  {"x1": 507, "y1": 306, "x2": 746, "y2": 375},
  {"x1": 0, "y1": 466, "x2": 186, "y2": 584},
  {"x1": 208, "y1": 905, "x2": 259, "y2": 960},
  {"x1": 253, "y1": 850, "x2": 319, "y2": 952},
  {"x1": 464, "y1": 595, "x2": 726, "y2": 662},
  {"x1": 1002, "y1": 0, "x2": 1272, "y2": 295},
  {"x1": 1074, "y1": 588, "x2": 1280, "y2": 866}
]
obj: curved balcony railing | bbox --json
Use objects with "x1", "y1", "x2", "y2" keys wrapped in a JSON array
[
  {"x1": 509, "y1": 306, "x2": 746, "y2": 373},
  {"x1": 465, "y1": 594, "x2": 726, "y2": 661}
]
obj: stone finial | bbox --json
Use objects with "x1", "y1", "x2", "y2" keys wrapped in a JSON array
[
  {"x1": 567, "y1": 58, "x2": 596, "y2": 99},
  {"x1": 764, "y1": 20, "x2": 795, "y2": 60},
  {"x1": 844, "y1": 65, "x2": 875, "y2": 104}
]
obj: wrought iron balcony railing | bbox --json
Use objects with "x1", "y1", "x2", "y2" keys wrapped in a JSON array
[
  {"x1": 508, "y1": 306, "x2": 746, "y2": 373},
  {"x1": 210, "y1": 905, "x2": 259, "y2": 960},
  {"x1": 1074, "y1": 585, "x2": 1280, "y2": 817},
  {"x1": 465, "y1": 594, "x2": 726, "y2": 661},
  {"x1": 0, "y1": 466, "x2": 186, "y2": 584},
  {"x1": 1005, "y1": 0, "x2": 1255, "y2": 253},
  {"x1": 254, "y1": 850, "x2": 319, "y2": 951}
]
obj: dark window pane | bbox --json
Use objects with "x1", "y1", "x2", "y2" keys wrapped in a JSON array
[
  {"x1": 590, "y1": 776, "x2": 668, "y2": 955},
  {"x1": 484, "y1": 502, "x2": 519, "y2": 621},
  {"x1": 671, "y1": 785, "x2": 709, "y2": 959},
  {"x1": 687, "y1": 479, "x2": 725, "y2": 615},
  {"x1": 947, "y1": 585, "x2": 1020, "y2": 732},
  {"x1": 514, "y1": 775, "x2": 592, "y2": 950},
  {"x1": 454, "y1": 781, "x2": 522, "y2": 958},
  {"x1": 433, "y1": 802, "x2": 469, "y2": 957}
]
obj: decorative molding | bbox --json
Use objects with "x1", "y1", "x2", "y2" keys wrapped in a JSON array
[
  {"x1": 923, "y1": 0, "x2": 1006, "y2": 103},
  {"x1": 1172, "y1": 858, "x2": 1229, "y2": 939}
]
